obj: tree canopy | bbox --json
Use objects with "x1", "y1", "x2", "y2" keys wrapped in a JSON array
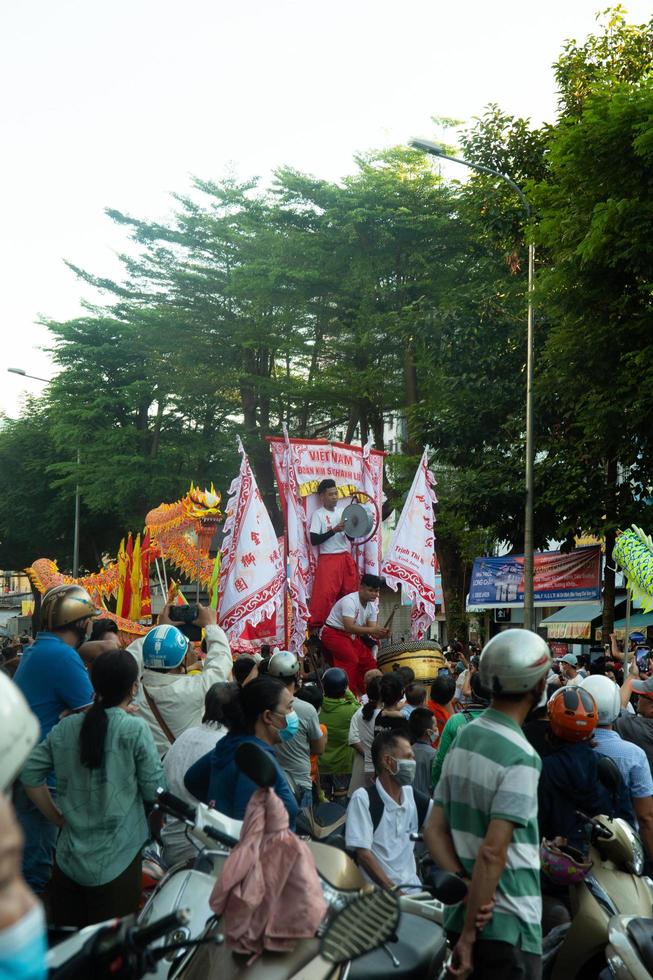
[{"x1": 1, "y1": 6, "x2": 652, "y2": 641}]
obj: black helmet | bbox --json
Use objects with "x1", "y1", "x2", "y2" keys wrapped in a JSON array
[{"x1": 323, "y1": 667, "x2": 349, "y2": 698}]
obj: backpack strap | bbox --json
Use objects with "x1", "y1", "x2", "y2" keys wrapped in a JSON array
[
  {"x1": 366, "y1": 783, "x2": 430, "y2": 832},
  {"x1": 413, "y1": 788, "x2": 430, "y2": 829},
  {"x1": 365, "y1": 783, "x2": 385, "y2": 833}
]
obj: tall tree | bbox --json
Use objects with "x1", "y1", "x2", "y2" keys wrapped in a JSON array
[{"x1": 532, "y1": 79, "x2": 653, "y2": 637}]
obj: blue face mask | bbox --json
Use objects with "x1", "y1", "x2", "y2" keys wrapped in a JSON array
[
  {"x1": 277, "y1": 709, "x2": 299, "y2": 742},
  {"x1": 0, "y1": 902, "x2": 47, "y2": 980}
]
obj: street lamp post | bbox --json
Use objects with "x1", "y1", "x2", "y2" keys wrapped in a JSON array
[
  {"x1": 408, "y1": 139, "x2": 536, "y2": 631},
  {"x1": 7, "y1": 367, "x2": 82, "y2": 578}
]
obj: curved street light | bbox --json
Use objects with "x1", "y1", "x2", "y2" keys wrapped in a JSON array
[{"x1": 409, "y1": 138, "x2": 536, "y2": 631}]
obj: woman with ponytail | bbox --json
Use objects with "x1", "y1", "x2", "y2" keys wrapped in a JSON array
[
  {"x1": 20, "y1": 650, "x2": 164, "y2": 927},
  {"x1": 184, "y1": 676, "x2": 299, "y2": 829}
]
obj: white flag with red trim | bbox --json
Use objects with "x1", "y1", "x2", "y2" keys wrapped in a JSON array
[
  {"x1": 381, "y1": 449, "x2": 437, "y2": 639},
  {"x1": 283, "y1": 426, "x2": 313, "y2": 653},
  {"x1": 218, "y1": 439, "x2": 285, "y2": 649}
]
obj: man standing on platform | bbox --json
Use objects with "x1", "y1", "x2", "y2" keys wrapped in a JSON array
[
  {"x1": 321, "y1": 574, "x2": 389, "y2": 695},
  {"x1": 309, "y1": 478, "x2": 360, "y2": 629}
]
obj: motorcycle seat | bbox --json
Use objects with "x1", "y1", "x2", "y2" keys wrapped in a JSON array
[
  {"x1": 349, "y1": 910, "x2": 446, "y2": 979},
  {"x1": 627, "y1": 917, "x2": 653, "y2": 975}
]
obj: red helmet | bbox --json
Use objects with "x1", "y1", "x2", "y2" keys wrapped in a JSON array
[{"x1": 547, "y1": 686, "x2": 598, "y2": 743}]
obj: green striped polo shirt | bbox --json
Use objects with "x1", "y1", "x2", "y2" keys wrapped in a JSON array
[{"x1": 433, "y1": 707, "x2": 542, "y2": 954}]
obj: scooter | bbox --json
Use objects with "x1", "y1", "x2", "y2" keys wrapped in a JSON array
[
  {"x1": 48, "y1": 892, "x2": 403, "y2": 980},
  {"x1": 599, "y1": 913, "x2": 653, "y2": 978},
  {"x1": 283, "y1": 770, "x2": 348, "y2": 847},
  {"x1": 543, "y1": 811, "x2": 653, "y2": 980},
  {"x1": 49, "y1": 744, "x2": 464, "y2": 980},
  {"x1": 140, "y1": 744, "x2": 462, "y2": 979}
]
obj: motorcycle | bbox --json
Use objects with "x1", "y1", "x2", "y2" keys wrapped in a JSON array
[
  {"x1": 140, "y1": 743, "x2": 462, "y2": 979},
  {"x1": 48, "y1": 891, "x2": 403, "y2": 980},
  {"x1": 50, "y1": 743, "x2": 464, "y2": 980},
  {"x1": 48, "y1": 908, "x2": 212, "y2": 979},
  {"x1": 283, "y1": 769, "x2": 348, "y2": 847},
  {"x1": 599, "y1": 913, "x2": 653, "y2": 979},
  {"x1": 542, "y1": 811, "x2": 653, "y2": 980}
]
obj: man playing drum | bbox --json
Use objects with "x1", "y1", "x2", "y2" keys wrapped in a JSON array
[
  {"x1": 308, "y1": 478, "x2": 360, "y2": 629},
  {"x1": 321, "y1": 575, "x2": 389, "y2": 695}
]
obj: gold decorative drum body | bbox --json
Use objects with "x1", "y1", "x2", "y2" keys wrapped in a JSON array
[{"x1": 377, "y1": 640, "x2": 446, "y2": 685}]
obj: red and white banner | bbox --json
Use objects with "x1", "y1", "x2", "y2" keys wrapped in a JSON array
[
  {"x1": 218, "y1": 439, "x2": 285, "y2": 651},
  {"x1": 282, "y1": 426, "x2": 314, "y2": 654},
  {"x1": 382, "y1": 449, "x2": 437, "y2": 639},
  {"x1": 268, "y1": 435, "x2": 385, "y2": 650}
]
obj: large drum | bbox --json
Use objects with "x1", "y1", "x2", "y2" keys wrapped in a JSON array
[{"x1": 377, "y1": 639, "x2": 446, "y2": 685}]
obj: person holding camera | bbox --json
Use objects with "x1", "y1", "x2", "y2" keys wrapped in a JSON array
[
  {"x1": 127, "y1": 603, "x2": 232, "y2": 756},
  {"x1": 559, "y1": 653, "x2": 582, "y2": 687}
]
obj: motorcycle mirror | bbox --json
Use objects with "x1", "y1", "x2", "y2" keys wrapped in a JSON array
[
  {"x1": 423, "y1": 868, "x2": 468, "y2": 905},
  {"x1": 597, "y1": 756, "x2": 621, "y2": 797},
  {"x1": 235, "y1": 742, "x2": 278, "y2": 789}
]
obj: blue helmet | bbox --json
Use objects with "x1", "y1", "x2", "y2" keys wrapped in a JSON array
[{"x1": 143, "y1": 624, "x2": 188, "y2": 669}]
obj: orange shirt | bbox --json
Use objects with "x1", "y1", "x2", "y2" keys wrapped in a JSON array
[{"x1": 427, "y1": 700, "x2": 453, "y2": 737}]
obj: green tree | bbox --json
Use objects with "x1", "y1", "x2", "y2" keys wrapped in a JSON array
[
  {"x1": 0, "y1": 403, "x2": 87, "y2": 570},
  {"x1": 532, "y1": 80, "x2": 653, "y2": 636}
]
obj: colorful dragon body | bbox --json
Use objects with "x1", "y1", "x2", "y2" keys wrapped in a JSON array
[
  {"x1": 26, "y1": 484, "x2": 222, "y2": 638},
  {"x1": 613, "y1": 525, "x2": 653, "y2": 613}
]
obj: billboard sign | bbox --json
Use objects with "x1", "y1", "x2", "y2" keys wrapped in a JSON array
[{"x1": 469, "y1": 546, "x2": 601, "y2": 608}]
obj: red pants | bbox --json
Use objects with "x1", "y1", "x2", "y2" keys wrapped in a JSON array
[
  {"x1": 321, "y1": 626, "x2": 378, "y2": 696},
  {"x1": 309, "y1": 552, "x2": 359, "y2": 629}
]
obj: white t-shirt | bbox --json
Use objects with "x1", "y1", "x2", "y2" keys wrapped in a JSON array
[
  {"x1": 346, "y1": 781, "x2": 431, "y2": 889},
  {"x1": 326, "y1": 591, "x2": 376, "y2": 637},
  {"x1": 349, "y1": 705, "x2": 381, "y2": 773},
  {"x1": 160, "y1": 722, "x2": 226, "y2": 865},
  {"x1": 310, "y1": 504, "x2": 350, "y2": 555}
]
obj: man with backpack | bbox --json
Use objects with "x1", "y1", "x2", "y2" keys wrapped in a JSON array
[{"x1": 345, "y1": 730, "x2": 431, "y2": 891}]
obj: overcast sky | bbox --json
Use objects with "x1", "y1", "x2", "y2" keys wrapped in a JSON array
[{"x1": 2, "y1": 0, "x2": 650, "y2": 417}]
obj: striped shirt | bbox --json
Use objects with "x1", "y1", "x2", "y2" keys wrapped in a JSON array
[{"x1": 433, "y1": 707, "x2": 542, "y2": 954}]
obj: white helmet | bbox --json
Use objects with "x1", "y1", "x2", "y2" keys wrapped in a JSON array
[
  {"x1": 0, "y1": 673, "x2": 39, "y2": 792},
  {"x1": 268, "y1": 649, "x2": 300, "y2": 680},
  {"x1": 479, "y1": 629, "x2": 552, "y2": 695},
  {"x1": 581, "y1": 675, "x2": 621, "y2": 726}
]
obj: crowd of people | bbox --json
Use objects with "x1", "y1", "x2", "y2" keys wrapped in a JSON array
[{"x1": 3, "y1": 578, "x2": 653, "y2": 980}]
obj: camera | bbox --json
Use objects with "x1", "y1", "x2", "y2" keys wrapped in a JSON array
[{"x1": 169, "y1": 604, "x2": 199, "y2": 625}]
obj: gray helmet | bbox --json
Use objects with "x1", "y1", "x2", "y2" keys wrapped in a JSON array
[
  {"x1": 268, "y1": 649, "x2": 300, "y2": 680},
  {"x1": 41, "y1": 584, "x2": 101, "y2": 630},
  {"x1": 480, "y1": 629, "x2": 552, "y2": 695}
]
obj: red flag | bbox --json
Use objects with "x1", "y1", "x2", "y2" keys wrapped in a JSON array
[
  {"x1": 120, "y1": 533, "x2": 133, "y2": 619},
  {"x1": 140, "y1": 530, "x2": 152, "y2": 618}
]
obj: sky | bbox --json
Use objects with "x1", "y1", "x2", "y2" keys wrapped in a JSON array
[{"x1": 1, "y1": 0, "x2": 650, "y2": 417}]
